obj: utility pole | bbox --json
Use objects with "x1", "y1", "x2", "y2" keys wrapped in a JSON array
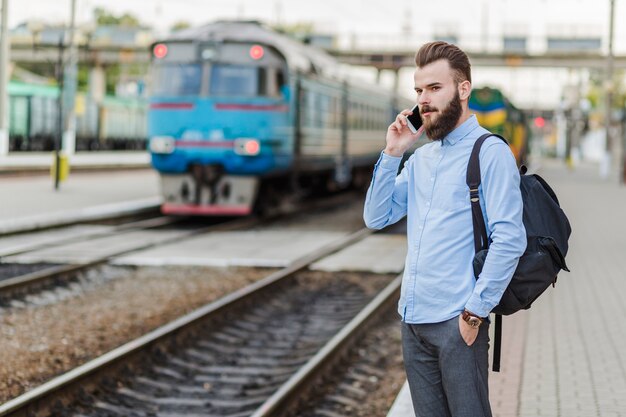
[
  {"x1": 62, "y1": 0, "x2": 77, "y2": 155},
  {"x1": 55, "y1": 38, "x2": 65, "y2": 191},
  {"x1": 401, "y1": 6, "x2": 412, "y2": 37},
  {"x1": 602, "y1": 0, "x2": 615, "y2": 179},
  {"x1": 481, "y1": 0, "x2": 488, "y2": 52},
  {"x1": 274, "y1": 1, "x2": 283, "y2": 27},
  {"x1": 0, "y1": 0, "x2": 10, "y2": 156}
]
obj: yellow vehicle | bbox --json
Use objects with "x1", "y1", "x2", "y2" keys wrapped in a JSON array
[{"x1": 469, "y1": 86, "x2": 529, "y2": 165}]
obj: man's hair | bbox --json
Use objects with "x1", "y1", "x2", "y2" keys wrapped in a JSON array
[{"x1": 415, "y1": 41, "x2": 471, "y2": 84}]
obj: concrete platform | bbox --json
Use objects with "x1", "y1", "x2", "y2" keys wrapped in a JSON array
[
  {"x1": 0, "y1": 169, "x2": 160, "y2": 234},
  {"x1": 0, "y1": 224, "x2": 115, "y2": 256},
  {"x1": 387, "y1": 159, "x2": 626, "y2": 417},
  {"x1": 311, "y1": 234, "x2": 407, "y2": 274},
  {"x1": 386, "y1": 382, "x2": 414, "y2": 417},
  {"x1": 3, "y1": 229, "x2": 187, "y2": 264},
  {"x1": 112, "y1": 230, "x2": 348, "y2": 268}
]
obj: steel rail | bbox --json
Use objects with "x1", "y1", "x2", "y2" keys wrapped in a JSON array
[
  {"x1": 0, "y1": 192, "x2": 361, "y2": 298},
  {"x1": 250, "y1": 274, "x2": 402, "y2": 417},
  {"x1": 0, "y1": 226, "x2": 373, "y2": 416},
  {"x1": 0, "y1": 215, "x2": 259, "y2": 297}
]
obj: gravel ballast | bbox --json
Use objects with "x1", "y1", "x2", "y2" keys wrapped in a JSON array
[{"x1": 0, "y1": 265, "x2": 273, "y2": 402}]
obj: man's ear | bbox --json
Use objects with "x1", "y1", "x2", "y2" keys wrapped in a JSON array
[{"x1": 458, "y1": 80, "x2": 471, "y2": 101}]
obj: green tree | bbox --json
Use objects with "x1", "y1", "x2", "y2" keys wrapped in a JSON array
[
  {"x1": 94, "y1": 7, "x2": 141, "y2": 27},
  {"x1": 171, "y1": 21, "x2": 191, "y2": 32},
  {"x1": 585, "y1": 69, "x2": 626, "y2": 110},
  {"x1": 272, "y1": 22, "x2": 315, "y2": 40}
]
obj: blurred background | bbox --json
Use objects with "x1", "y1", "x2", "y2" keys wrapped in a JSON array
[
  {"x1": 0, "y1": 0, "x2": 625, "y2": 174},
  {"x1": 2, "y1": 3, "x2": 626, "y2": 415}
]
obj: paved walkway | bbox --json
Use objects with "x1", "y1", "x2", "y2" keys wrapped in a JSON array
[
  {"x1": 516, "y1": 159, "x2": 626, "y2": 417},
  {"x1": 389, "y1": 158, "x2": 626, "y2": 417}
]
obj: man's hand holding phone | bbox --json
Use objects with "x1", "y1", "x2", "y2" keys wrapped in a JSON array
[{"x1": 385, "y1": 104, "x2": 424, "y2": 157}]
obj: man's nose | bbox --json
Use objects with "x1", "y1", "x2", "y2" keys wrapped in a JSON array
[{"x1": 418, "y1": 91, "x2": 430, "y2": 106}]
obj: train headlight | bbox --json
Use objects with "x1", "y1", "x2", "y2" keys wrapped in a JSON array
[
  {"x1": 234, "y1": 139, "x2": 261, "y2": 156},
  {"x1": 150, "y1": 136, "x2": 175, "y2": 154}
]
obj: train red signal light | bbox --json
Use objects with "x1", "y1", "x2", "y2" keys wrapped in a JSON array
[
  {"x1": 534, "y1": 116, "x2": 545, "y2": 128},
  {"x1": 153, "y1": 43, "x2": 168, "y2": 59},
  {"x1": 249, "y1": 45, "x2": 264, "y2": 60}
]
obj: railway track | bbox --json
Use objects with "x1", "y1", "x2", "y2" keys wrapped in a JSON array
[
  {"x1": 0, "y1": 216, "x2": 252, "y2": 302},
  {"x1": 0, "y1": 225, "x2": 403, "y2": 417},
  {"x1": 0, "y1": 215, "x2": 186, "y2": 298},
  {"x1": 0, "y1": 192, "x2": 360, "y2": 303},
  {"x1": 290, "y1": 312, "x2": 404, "y2": 417}
]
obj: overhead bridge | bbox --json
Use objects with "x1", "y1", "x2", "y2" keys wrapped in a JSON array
[
  {"x1": 8, "y1": 42, "x2": 624, "y2": 70},
  {"x1": 329, "y1": 50, "x2": 624, "y2": 70}
]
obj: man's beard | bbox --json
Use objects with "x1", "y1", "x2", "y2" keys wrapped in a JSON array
[{"x1": 422, "y1": 91, "x2": 463, "y2": 141}]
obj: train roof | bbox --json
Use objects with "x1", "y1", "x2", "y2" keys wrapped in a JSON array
[
  {"x1": 163, "y1": 21, "x2": 339, "y2": 77},
  {"x1": 8, "y1": 81, "x2": 59, "y2": 97}
]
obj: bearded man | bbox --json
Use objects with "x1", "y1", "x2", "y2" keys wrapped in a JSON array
[{"x1": 363, "y1": 41, "x2": 526, "y2": 417}]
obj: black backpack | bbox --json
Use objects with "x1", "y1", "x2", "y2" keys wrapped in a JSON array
[{"x1": 467, "y1": 133, "x2": 571, "y2": 371}]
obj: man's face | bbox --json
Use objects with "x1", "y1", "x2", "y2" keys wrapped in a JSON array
[{"x1": 413, "y1": 59, "x2": 465, "y2": 140}]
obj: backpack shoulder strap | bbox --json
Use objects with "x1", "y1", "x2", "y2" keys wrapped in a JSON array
[
  {"x1": 466, "y1": 132, "x2": 508, "y2": 373},
  {"x1": 466, "y1": 133, "x2": 508, "y2": 253}
]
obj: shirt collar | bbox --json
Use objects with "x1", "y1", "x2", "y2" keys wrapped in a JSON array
[{"x1": 441, "y1": 114, "x2": 479, "y2": 146}]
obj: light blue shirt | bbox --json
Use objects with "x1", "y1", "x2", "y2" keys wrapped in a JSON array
[{"x1": 363, "y1": 115, "x2": 526, "y2": 323}]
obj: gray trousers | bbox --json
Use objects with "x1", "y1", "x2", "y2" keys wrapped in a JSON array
[{"x1": 401, "y1": 317, "x2": 492, "y2": 417}]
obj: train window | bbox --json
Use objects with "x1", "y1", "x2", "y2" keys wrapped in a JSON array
[
  {"x1": 320, "y1": 95, "x2": 330, "y2": 129},
  {"x1": 151, "y1": 64, "x2": 202, "y2": 96},
  {"x1": 210, "y1": 65, "x2": 258, "y2": 96},
  {"x1": 276, "y1": 70, "x2": 285, "y2": 90},
  {"x1": 350, "y1": 102, "x2": 357, "y2": 129},
  {"x1": 208, "y1": 65, "x2": 282, "y2": 97},
  {"x1": 305, "y1": 91, "x2": 316, "y2": 127},
  {"x1": 273, "y1": 69, "x2": 285, "y2": 98},
  {"x1": 258, "y1": 67, "x2": 268, "y2": 95},
  {"x1": 330, "y1": 97, "x2": 338, "y2": 129},
  {"x1": 314, "y1": 93, "x2": 322, "y2": 128}
]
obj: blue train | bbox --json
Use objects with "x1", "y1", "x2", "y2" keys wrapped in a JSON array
[{"x1": 148, "y1": 21, "x2": 412, "y2": 215}]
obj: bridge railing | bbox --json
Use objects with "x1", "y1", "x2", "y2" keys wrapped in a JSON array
[{"x1": 331, "y1": 33, "x2": 607, "y2": 56}]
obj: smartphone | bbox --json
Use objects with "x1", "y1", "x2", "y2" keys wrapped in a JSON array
[{"x1": 406, "y1": 103, "x2": 423, "y2": 134}]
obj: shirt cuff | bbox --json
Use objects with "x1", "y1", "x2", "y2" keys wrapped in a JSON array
[
  {"x1": 464, "y1": 296, "x2": 493, "y2": 319},
  {"x1": 377, "y1": 151, "x2": 402, "y2": 170}
]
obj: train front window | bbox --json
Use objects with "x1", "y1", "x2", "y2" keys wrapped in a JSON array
[
  {"x1": 210, "y1": 65, "x2": 259, "y2": 97},
  {"x1": 151, "y1": 64, "x2": 202, "y2": 96}
]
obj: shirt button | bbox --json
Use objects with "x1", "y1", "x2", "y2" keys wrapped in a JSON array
[
  {"x1": 430, "y1": 177, "x2": 434, "y2": 181},
  {"x1": 426, "y1": 201, "x2": 431, "y2": 206}
]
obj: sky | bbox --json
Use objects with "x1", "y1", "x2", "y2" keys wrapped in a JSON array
[
  {"x1": 6, "y1": 0, "x2": 625, "y2": 41},
  {"x1": 4, "y1": 0, "x2": 626, "y2": 109}
]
